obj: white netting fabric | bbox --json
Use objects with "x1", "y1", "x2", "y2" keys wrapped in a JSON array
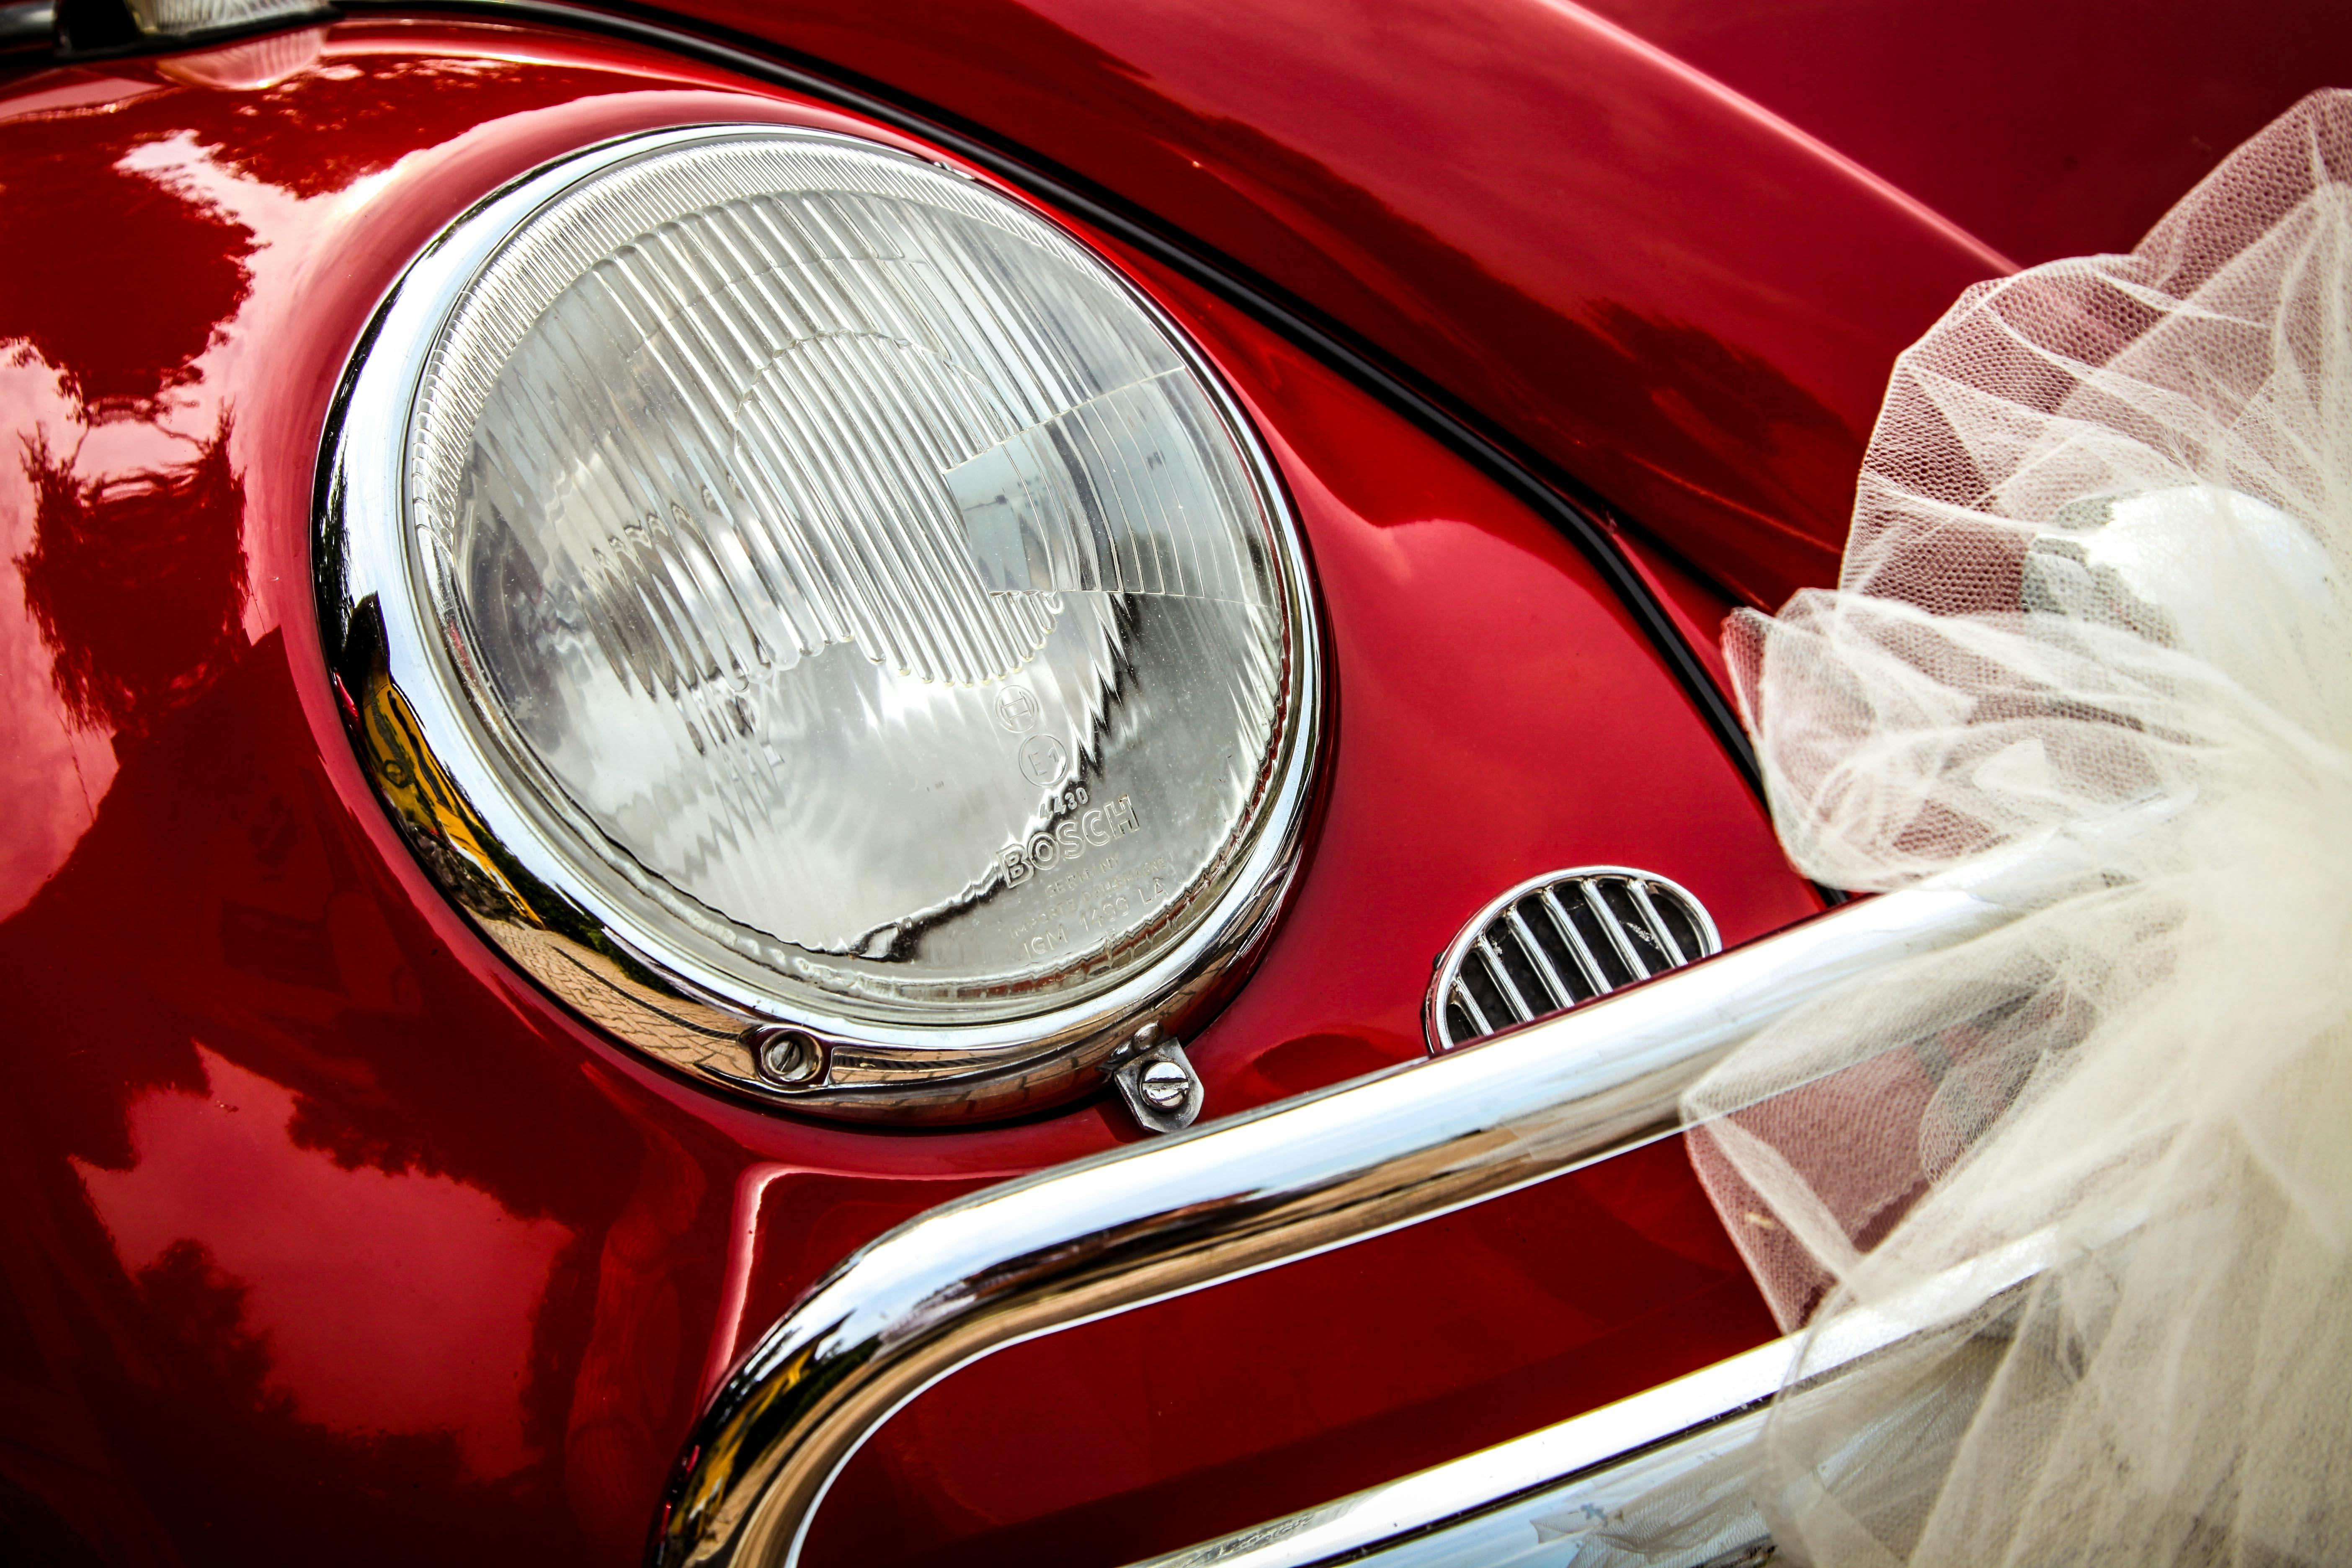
[{"x1": 1679, "y1": 89, "x2": 2352, "y2": 1568}]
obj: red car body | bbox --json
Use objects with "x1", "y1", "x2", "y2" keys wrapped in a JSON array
[{"x1": 0, "y1": 3, "x2": 2341, "y2": 1563}]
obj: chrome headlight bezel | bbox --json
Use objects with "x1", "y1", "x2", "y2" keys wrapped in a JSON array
[{"x1": 317, "y1": 124, "x2": 1322, "y2": 1123}]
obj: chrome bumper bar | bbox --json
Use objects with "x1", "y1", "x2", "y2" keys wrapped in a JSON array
[
  {"x1": 1139, "y1": 1335, "x2": 1802, "y2": 1568},
  {"x1": 650, "y1": 886, "x2": 2015, "y2": 1568},
  {"x1": 1128, "y1": 1224, "x2": 2064, "y2": 1568}
]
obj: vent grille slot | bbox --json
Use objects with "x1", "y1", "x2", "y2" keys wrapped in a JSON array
[{"x1": 1426, "y1": 867, "x2": 1720, "y2": 1052}]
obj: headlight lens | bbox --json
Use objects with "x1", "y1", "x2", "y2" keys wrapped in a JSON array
[{"x1": 324, "y1": 125, "x2": 1319, "y2": 1119}]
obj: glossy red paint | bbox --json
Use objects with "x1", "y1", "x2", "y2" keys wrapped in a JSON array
[
  {"x1": 629, "y1": 0, "x2": 2006, "y2": 612},
  {"x1": 1611, "y1": 527, "x2": 1743, "y2": 705},
  {"x1": 614, "y1": 0, "x2": 2352, "y2": 612},
  {"x1": 0, "y1": 19, "x2": 1805, "y2": 1566},
  {"x1": 1583, "y1": 0, "x2": 2352, "y2": 278}
]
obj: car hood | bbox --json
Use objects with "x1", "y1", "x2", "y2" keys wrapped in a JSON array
[{"x1": 642, "y1": 0, "x2": 2348, "y2": 610}]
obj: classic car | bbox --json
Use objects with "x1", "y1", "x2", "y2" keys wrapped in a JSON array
[{"x1": 1, "y1": 0, "x2": 2343, "y2": 1563}]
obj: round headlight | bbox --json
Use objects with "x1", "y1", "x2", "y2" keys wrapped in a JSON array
[{"x1": 320, "y1": 125, "x2": 1320, "y2": 1121}]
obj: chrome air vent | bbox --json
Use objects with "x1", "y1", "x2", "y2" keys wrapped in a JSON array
[{"x1": 1426, "y1": 867, "x2": 1720, "y2": 1052}]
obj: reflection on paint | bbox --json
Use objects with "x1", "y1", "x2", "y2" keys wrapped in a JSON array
[
  {"x1": 0, "y1": 46, "x2": 614, "y2": 916},
  {"x1": 74, "y1": 1046, "x2": 570, "y2": 1478}
]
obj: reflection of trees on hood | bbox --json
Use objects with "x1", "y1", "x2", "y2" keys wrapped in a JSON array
[
  {"x1": 16, "y1": 421, "x2": 249, "y2": 740},
  {"x1": 199, "y1": 57, "x2": 616, "y2": 201},
  {"x1": 0, "y1": 123, "x2": 253, "y2": 420},
  {"x1": 0, "y1": 639, "x2": 714, "y2": 1564},
  {"x1": 0, "y1": 54, "x2": 646, "y2": 742},
  {"x1": 0, "y1": 56, "x2": 619, "y2": 418},
  {"x1": 0, "y1": 53, "x2": 771, "y2": 1563}
]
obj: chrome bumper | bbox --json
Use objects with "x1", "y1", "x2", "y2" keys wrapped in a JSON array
[
  {"x1": 650, "y1": 886, "x2": 2015, "y2": 1568},
  {"x1": 1128, "y1": 1221, "x2": 2060, "y2": 1568}
]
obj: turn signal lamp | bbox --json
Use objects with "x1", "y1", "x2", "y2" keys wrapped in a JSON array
[{"x1": 320, "y1": 126, "x2": 1320, "y2": 1121}]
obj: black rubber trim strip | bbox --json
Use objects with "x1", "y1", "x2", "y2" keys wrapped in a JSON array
[{"x1": 335, "y1": 0, "x2": 1769, "y2": 799}]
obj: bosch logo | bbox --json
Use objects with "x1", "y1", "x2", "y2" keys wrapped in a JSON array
[{"x1": 999, "y1": 795, "x2": 1142, "y2": 884}]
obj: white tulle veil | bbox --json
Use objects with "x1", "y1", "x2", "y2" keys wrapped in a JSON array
[{"x1": 1678, "y1": 89, "x2": 2352, "y2": 1568}]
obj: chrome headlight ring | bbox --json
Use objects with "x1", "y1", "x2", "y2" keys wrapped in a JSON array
[{"x1": 317, "y1": 124, "x2": 1322, "y2": 1123}]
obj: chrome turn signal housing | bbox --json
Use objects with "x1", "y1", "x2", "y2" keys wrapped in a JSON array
[{"x1": 318, "y1": 125, "x2": 1321, "y2": 1122}]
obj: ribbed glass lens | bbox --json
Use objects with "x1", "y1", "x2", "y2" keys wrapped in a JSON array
[
  {"x1": 124, "y1": 0, "x2": 322, "y2": 37},
  {"x1": 405, "y1": 130, "x2": 1297, "y2": 1026}
]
